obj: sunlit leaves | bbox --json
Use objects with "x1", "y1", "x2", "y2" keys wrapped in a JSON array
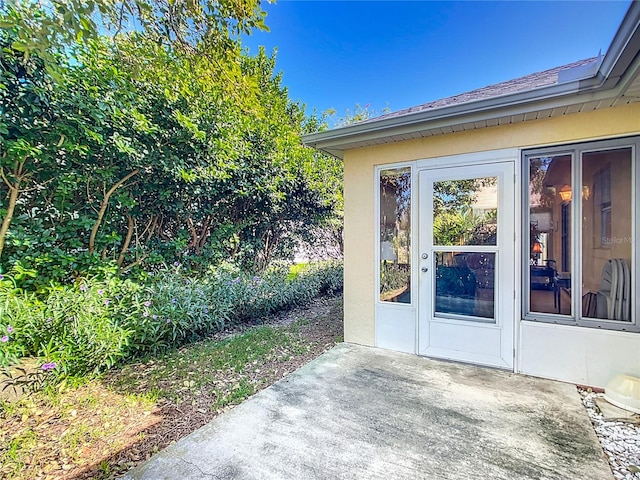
[
  {"x1": 0, "y1": 2, "x2": 343, "y2": 282},
  {"x1": 0, "y1": 0, "x2": 267, "y2": 68}
]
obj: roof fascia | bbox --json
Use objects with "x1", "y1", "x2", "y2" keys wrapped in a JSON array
[
  {"x1": 303, "y1": 78, "x2": 610, "y2": 153},
  {"x1": 598, "y1": 1, "x2": 640, "y2": 81}
]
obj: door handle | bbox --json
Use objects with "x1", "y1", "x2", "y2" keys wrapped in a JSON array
[{"x1": 421, "y1": 266, "x2": 429, "y2": 272}]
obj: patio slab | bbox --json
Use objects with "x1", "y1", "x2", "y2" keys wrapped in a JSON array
[{"x1": 122, "y1": 343, "x2": 612, "y2": 480}]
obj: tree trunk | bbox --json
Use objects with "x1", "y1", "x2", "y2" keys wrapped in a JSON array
[
  {"x1": 186, "y1": 215, "x2": 200, "y2": 253},
  {"x1": 197, "y1": 216, "x2": 212, "y2": 250},
  {"x1": 0, "y1": 177, "x2": 20, "y2": 260},
  {"x1": 89, "y1": 169, "x2": 139, "y2": 254},
  {"x1": 117, "y1": 214, "x2": 135, "y2": 268}
]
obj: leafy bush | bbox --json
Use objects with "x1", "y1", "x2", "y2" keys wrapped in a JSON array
[
  {"x1": 0, "y1": 274, "x2": 143, "y2": 378},
  {"x1": 380, "y1": 263, "x2": 410, "y2": 295},
  {"x1": 141, "y1": 260, "x2": 343, "y2": 352},
  {"x1": 0, "y1": 261, "x2": 343, "y2": 380}
]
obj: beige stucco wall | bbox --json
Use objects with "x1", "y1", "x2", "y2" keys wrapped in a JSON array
[{"x1": 343, "y1": 102, "x2": 640, "y2": 346}]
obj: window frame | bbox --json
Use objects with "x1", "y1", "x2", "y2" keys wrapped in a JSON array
[{"x1": 522, "y1": 136, "x2": 640, "y2": 332}]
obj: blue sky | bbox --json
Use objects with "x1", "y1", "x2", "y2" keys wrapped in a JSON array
[{"x1": 241, "y1": 1, "x2": 632, "y2": 124}]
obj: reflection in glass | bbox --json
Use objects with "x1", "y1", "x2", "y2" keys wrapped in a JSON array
[
  {"x1": 581, "y1": 148, "x2": 632, "y2": 321},
  {"x1": 379, "y1": 167, "x2": 411, "y2": 303},
  {"x1": 528, "y1": 155, "x2": 572, "y2": 315},
  {"x1": 434, "y1": 252, "x2": 495, "y2": 321},
  {"x1": 433, "y1": 177, "x2": 498, "y2": 246}
]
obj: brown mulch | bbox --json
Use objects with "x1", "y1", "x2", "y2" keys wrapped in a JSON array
[{"x1": 0, "y1": 295, "x2": 343, "y2": 480}]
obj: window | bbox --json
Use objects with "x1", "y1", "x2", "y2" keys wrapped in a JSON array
[
  {"x1": 432, "y1": 176, "x2": 498, "y2": 322},
  {"x1": 528, "y1": 154, "x2": 573, "y2": 314},
  {"x1": 524, "y1": 138, "x2": 638, "y2": 330},
  {"x1": 582, "y1": 149, "x2": 632, "y2": 322},
  {"x1": 379, "y1": 167, "x2": 411, "y2": 304}
]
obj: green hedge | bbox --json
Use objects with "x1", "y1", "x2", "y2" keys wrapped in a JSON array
[{"x1": 0, "y1": 261, "x2": 343, "y2": 379}]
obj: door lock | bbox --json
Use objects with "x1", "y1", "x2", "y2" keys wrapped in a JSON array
[{"x1": 421, "y1": 253, "x2": 428, "y2": 259}]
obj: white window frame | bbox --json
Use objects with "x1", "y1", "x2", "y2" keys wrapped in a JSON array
[{"x1": 522, "y1": 136, "x2": 640, "y2": 332}]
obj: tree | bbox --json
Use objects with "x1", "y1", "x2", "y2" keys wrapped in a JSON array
[
  {"x1": 0, "y1": 20, "x2": 343, "y2": 283},
  {"x1": 0, "y1": 0, "x2": 268, "y2": 66}
]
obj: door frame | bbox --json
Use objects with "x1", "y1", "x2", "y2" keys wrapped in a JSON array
[{"x1": 417, "y1": 159, "x2": 517, "y2": 370}]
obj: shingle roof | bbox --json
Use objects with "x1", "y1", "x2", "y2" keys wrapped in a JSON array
[{"x1": 363, "y1": 57, "x2": 599, "y2": 123}]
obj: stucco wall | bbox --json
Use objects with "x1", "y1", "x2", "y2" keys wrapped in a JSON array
[
  {"x1": 343, "y1": 151, "x2": 376, "y2": 345},
  {"x1": 343, "y1": 102, "x2": 640, "y2": 346}
]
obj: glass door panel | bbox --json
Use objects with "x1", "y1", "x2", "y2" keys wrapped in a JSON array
[
  {"x1": 431, "y1": 175, "x2": 499, "y2": 324},
  {"x1": 379, "y1": 167, "x2": 412, "y2": 303},
  {"x1": 434, "y1": 251, "x2": 495, "y2": 321},
  {"x1": 433, "y1": 177, "x2": 498, "y2": 246}
]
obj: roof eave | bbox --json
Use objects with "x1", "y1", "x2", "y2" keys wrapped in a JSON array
[
  {"x1": 302, "y1": 79, "x2": 607, "y2": 158},
  {"x1": 598, "y1": 0, "x2": 640, "y2": 80}
]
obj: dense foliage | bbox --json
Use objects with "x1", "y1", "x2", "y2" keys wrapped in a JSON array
[
  {"x1": 0, "y1": 261, "x2": 343, "y2": 380},
  {"x1": 1, "y1": 0, "x2": 268, "y2": 68},
  {"x1": 0, "y1": 1, "x2": 344, "y2": 386},
  {"x1": 0, "y1": 6, "x2": 342, "y2": 285}
]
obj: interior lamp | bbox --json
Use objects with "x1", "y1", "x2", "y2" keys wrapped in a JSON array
[
  {"x1": 531, "y1": 241, "x2": 543, "y2": 255},
  {"x1": 559, "y1": 184, "x2": 572, "y2": 202}
]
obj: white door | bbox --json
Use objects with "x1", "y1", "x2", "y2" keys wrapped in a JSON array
[{"x1": 418, "y1": 162, "x2": 515, "y2": 369}]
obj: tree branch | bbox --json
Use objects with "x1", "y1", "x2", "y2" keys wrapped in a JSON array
[
  {"x1": 0, "y1": 173, "x2": 21, "y2": 259},
  {"x1": 120, "y1": 254, "x2": 148, "y2": 273},
  {"x1": 117, "y1": 214, "x2": 135, "y2": 268},
  {"x1": 89, "y1": 169, "x2": 139, "y2": 254}
]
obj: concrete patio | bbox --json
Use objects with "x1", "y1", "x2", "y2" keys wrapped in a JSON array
[{"x1": 123, "y1": 343, "x2": 612, "y2": 480}]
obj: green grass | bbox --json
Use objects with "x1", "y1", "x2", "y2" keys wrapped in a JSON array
[
  {"x1": 287, "y1": 262, "x2": 310, "y2": 281},
  {"x1": 110, "y1": 320, "x2": 313, "y2": 408}
]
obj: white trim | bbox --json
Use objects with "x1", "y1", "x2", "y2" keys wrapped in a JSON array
[
  {"x1": 413, "y1": 166, "x2": 420, "y2": 354},
  {"x1": 416, "y1": 148, "x2": 519, "y2": 170},
  {"x1": 420, "y1": 346, "x2": 512, "y2": 370},
  {"x1": 303, "y1": 83, "x2": 636, "y2": 158},
  {"x1": 513, "y1": 149, "x2": 523, "y2": 374}
]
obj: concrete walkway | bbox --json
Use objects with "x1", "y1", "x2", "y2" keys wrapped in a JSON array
[{"x1": 123, "y1": 343, "x2": 612, "y2": 480}]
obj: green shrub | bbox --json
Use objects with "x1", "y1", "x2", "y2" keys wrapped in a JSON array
[
  {"x1": 0, "y1": 261, "x2": 344, "y2": 382},
  {"x1": 0, "y1": 274, "x2": 142, "y2": 378}
]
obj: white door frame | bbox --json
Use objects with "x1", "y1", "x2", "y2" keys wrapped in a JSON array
[{"x1": 417, "y1": 161, "x2": 516, "y2": 369}]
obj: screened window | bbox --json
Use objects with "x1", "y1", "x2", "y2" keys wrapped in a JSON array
[
  {"x1": 525, "y1": 139, "x2": 638, "y2": 330},
  {"x1": 379, "y1": 167, "x2": 411, "y2": 303}
]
